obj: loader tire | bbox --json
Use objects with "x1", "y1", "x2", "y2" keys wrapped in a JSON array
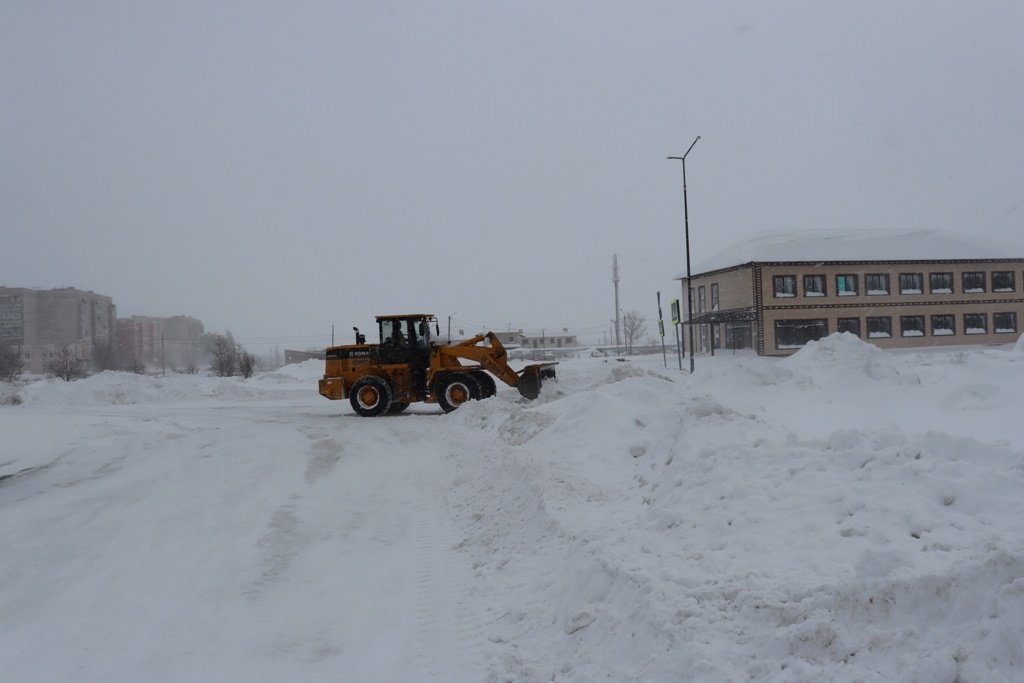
[
  {"x1": 471, "y1": 370, "x2": 497, "y2": 399},
  {"x1": 350, "y1": 376, "x2": 393, "y2": 417},
  {"x1": 437, "y1": 372, "x2": 480, "y2": 413}
]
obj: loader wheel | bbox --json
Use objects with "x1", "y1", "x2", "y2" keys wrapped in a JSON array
[
  {"x1": 387, "y1": 401, "x2": 409, "y2": 414},
  {"x1": 350, "y1": 376, "x2": 393, "y2": 417},
  {"x1": 471, "y1": 370, "x2": 497, "y2": 399},
  {"x1": 437, "y1": 372, "x2": 480, "y2": 413}
]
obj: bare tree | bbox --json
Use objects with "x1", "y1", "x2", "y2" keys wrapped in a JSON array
[
  {"x1": 236, "y1": 347, "x2": 257, "y2": 379},
  {"x1": 0, "y1": 344, "x2": 24, "y2": 382},
  {"x1": 208, "y1": 334, "x2": 237, "y2": 377},
  {"x1": 622, "y1": 310, "x2": 647, "y2": 355},
  {"x1": 47, "y1": 345, "x2": 89, "y2": 381}
]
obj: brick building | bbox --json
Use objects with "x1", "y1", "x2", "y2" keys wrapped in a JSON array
[{"x1": 677, "y1": 231, "x2": 1023, "y2": 356}]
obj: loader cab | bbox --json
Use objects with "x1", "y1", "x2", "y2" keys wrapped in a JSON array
[{"x1": 376, "y1": 314, "x2": 436, "y2": 365}]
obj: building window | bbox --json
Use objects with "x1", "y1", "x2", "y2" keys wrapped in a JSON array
[
  {"x1": 837, "y1": 318, "x2": 861, "y2": 337},
  {"x1": 836, "y1": 274, "x2": 858, "y2": 296},
  {"x1": 900, "y1": 315, "x2": 926, "y2": 337},
  {"x1": 865, "y1": 273, "x2": 890, "y2": 295},
  {"x1": 711, "y1": 283, "x2": 720, "y2": 310},
  {"x1": 698, "y1": 286, "x2": 707, "y2": 313},
  {"x1": 994, "y1": 312, "x2": 1017, "y2": 333},
  {"x1": 773, "y1": 275, "x2": 796, "y2": 298},
  {"x1": 899, "y1": 273, "x2": 923, "y2": 294},
  {"x1": 992, "y1": 271, "x2": 1016, "y2": 292},
  {"x1": 962, "y1": 272, "x2": 986, "y2": 293},
  {"x1": 774, "y1": 319, "x2": 828, "y2": 349},
  {"x1": 930, "y1": 272, "x2": 953, "y2": 294},
  {"x1": 931, "y1": 314, "x2": 955, "y2": 336},
  {"x1": 803, "y1": 274, "x2": 826, "y2": 297},
  {"x1": 867, "y1": 316, "x2": 892, "y2": 338},
  {"x1": 964, "y1": 313, "x2": 987, "y2": 334}
]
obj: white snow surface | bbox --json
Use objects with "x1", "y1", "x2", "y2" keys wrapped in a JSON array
[
  {"x1": 3, "y1": 337, "x2": 1024, "y2": 682},
  {"x1": 687, "y1": 229, "x2": 1023, "y2": 276}
]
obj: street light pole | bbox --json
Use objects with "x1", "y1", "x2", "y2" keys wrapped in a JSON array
[{"x1": 668, "y1": 135, "x2": 700, "y2": 374}]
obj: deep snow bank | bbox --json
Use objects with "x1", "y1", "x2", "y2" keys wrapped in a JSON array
[{"x1": 445, "y1": 342, "x2": 1024, "y2": 682}]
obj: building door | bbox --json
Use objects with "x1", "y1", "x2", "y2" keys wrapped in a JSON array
[{"x1": 725, "y1": 322, "x2": 752, "y2": 350}]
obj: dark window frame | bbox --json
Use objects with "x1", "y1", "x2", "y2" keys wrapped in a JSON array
[
  {"x1": 865, "y1": 273, "x2": 890, "y2": 295},
  {"x1": 698, "y1": 285, "x2": 707, "y2": 313},
  {"x1": 900, "y1": 315, "x2": 926, "y2": 337},
  {"x1": 867, "y1": 316, "x2": 892, "y2": 338},
  {"x1": 962, "y1": 272, "x2": 986, "y2": 293},
  {"x1": 931, "y1": 314, "x2": 955, "y2": 337},
  {"x1": 964, "y1": 312, "x2": 988, "y2": 334},
  {"x1": 836, "y1": 274, "x2": 859, "y2": 296},
  {"x1": 837, "y1": 317, "x2": 861, "y2": 337},
  {"x1": 803, "y1": 274, "x2": 826, "y2": 297},
  {"x1": 992, "y1": 271, "x2": 1016, "y2": 292},
  {"x1": 711, "y1": 283, "x2": 720, "y2": 310},
  {"x1": 899, "y1": 272, "x2": 924, "y2": 295},
  {"x1": 773, "y1": 275, "x2": 797, "y2": 298},
  {"x1": 929, "y1": 272, "x2": 954, "y2": 294},
  {"x1": 993, "y1": 312, "x2": 1017, "y2": 333},
  {"x1": 774, "y1": 318, "x2": 828, "y2": 350}
]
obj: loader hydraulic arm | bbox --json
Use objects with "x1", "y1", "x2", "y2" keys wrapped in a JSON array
[{"x1": 437, "y1": 332, "x2": 521, "y2": 387}]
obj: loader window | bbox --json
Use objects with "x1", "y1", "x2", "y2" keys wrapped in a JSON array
[{"x1": 382, "y1": 320, "x2": 406, "y2": 347}]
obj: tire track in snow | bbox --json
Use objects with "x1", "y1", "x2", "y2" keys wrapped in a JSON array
[{"x1": 410, "y1": 460, "x2": 490, "y2": 681}]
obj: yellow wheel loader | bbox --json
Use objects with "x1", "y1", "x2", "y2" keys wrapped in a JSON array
[{"x1": 318, "y1": 314, "x2": 557, "y2": 416}]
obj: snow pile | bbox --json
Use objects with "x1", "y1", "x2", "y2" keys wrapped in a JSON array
[
  {"x1": 781, "y1": 331, "x2": 918, "y2": 387},
  {"x1": 2, "y1": 338, "x2": 1023, "y2": 682},
  {"x1": 444, "y1": 339, "x2": 1024, "y2": 681}
]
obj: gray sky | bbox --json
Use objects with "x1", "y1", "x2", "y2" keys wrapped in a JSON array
[{"x1": 3, "y1": 1, "x2": 1022, "y2": 348}]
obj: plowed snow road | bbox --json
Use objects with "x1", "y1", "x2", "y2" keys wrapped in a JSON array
[{"x1": 1, "y1": 398, "x2": 491, "y2": 682}]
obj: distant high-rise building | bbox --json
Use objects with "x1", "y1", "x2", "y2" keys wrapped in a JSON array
[
  {"x1": 0, "y1": 287, "x2": 117, "y2": 373},
  {"x1": 117, "y1": 315, "x2": 205, "y2": 370}
]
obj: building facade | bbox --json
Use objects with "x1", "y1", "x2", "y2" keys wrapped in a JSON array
[
  {"x1": 117, "y1": 315, "x2": 205, "y2": 370},
  {"x1": 0, "y1": 287, "x2": 117, "y2": 372},
  {"x1": 678, "y1": 233, "x2": 1023, "y2": 356}
]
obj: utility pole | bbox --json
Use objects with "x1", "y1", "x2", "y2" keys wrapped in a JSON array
[
  {"x1": 657, "y1": 291, "x2": 667, "y2": 368},
  {"x1": 668, "y1": 135, "x2": 700, "y2": 374},
  {"x1": 612, "y1": 254, "x2": 621, "y2": 350}
]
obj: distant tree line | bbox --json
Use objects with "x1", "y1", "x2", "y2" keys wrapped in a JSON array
[{"x1": 207, "y1": 333, "x2": 257, "y2": 379}]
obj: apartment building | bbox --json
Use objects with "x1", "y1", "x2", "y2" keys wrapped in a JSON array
[
  {"x1": 117, "y1": 315, "x2": 205, "y2": 369},
  {"x1": 678, "y1": 231, "x2": 1023, "y2": 356},
  {"x1": 0, "y1": 286, "x2": 117, "y2": 372}
]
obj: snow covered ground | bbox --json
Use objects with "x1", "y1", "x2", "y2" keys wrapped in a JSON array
[{"x1": 2, "y1": 334, "x2": 1023, "y2": 682}]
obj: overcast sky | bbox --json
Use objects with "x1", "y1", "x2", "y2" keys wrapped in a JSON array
[{"x1": 3, "y1": 1, "x2": 1022, "y2": 348}]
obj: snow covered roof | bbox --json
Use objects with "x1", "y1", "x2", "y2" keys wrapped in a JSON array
[{"x1": 678, "y1": 229, "x2": 1023, "y2": 278}]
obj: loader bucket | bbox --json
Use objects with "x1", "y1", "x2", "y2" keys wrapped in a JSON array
[{"x1": 517, "y1": 363, "x2": 557, "y2": 400}]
